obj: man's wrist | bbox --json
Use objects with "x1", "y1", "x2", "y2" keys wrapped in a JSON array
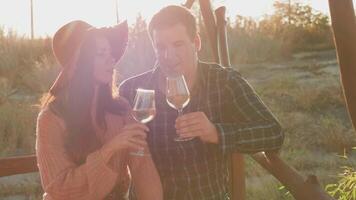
[{"x1": 210, "y1": 125, "x2": 220, "y2": 144}]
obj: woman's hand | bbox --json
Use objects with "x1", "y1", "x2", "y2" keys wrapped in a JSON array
[{"x1": 101, "y1": 123, "x2": 148, "y2": 160}]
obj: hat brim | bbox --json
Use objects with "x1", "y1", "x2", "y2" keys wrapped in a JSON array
[
  {"x1": 101, "y1": 20, "x2": 129, "y2": 62},
  {"x1": 52, "y1": 20, "x2": 92, "y2": 67},
  {"x1": 50, "y1": 20, "x2": 129, "y2": 96}
]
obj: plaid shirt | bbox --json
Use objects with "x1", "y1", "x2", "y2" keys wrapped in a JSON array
[{"x1": 119, "y1": 62, "x2": 284, "y2": 200}]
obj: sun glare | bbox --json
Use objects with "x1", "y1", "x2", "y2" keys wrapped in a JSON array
[{"x1": 0, "y1": 0, "x2": 354, "y2": 38}]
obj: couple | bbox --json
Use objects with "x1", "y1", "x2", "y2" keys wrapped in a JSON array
[{"x1": 36, "y1": 5, "x2": 284, "y2": 200}]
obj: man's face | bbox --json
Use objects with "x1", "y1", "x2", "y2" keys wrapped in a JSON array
[{"x1": 152, "y1": 23, "x2": 200, "y2": 77}]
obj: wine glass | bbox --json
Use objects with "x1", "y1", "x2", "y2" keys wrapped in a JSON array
[
  {"x1": 130, "y1": 88, "x2": 156, "y2": 156},
  {"x1": 166, "y1": 75, "x2": 194, "y2": 142}
]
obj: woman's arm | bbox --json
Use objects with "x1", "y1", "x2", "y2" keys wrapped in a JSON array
[
  {"x1": 128, "y1": 150, "x2": 163, "y2": 200},
  {"x1": 121, "y1": 113, "x2": 163, "y2": 199},
  {"x1": 36, "y1": 109, "x2": 118, "y2": 200}
]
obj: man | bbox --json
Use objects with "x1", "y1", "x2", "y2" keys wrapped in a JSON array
[{"x1": 120, "y1": 5, "x2": 284, "y2": 200}]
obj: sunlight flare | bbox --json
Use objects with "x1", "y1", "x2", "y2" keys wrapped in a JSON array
[{"x1": 0, "y1": 0, "x2": 354, "y2": 37}]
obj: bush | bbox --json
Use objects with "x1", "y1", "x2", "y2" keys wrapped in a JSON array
[
  {"x1": 326, "y1": 166, "x2": 356, "y2": 200},
  {"x1": 225, "y1": 1, "x2": 333, "y2": 64},
  {"x1": 0, "y1": 29, "x2": 56, "y2": 93}
]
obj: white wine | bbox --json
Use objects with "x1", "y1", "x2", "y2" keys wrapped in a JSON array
[
  {"x1": 132, "y1": 108, "x2": 156, "y2": 123},
  {"x1": 166, "y1": 94, "x2": 190, "y2": 110},
  {"x1": 166, "y1": 75, "x2": 194, "y2": 141}
]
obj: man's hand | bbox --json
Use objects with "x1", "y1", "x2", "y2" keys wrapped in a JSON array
[{"x1": 175, "y1": 112, "x2": 219, "y2": 143}]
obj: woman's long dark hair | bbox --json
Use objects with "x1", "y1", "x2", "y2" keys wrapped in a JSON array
[{"x1": 47, "y1": 29, "x2": 129, "y2": 164}]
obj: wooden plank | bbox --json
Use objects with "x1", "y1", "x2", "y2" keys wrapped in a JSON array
[
  {"x1": 230, "y1": 153, "x2": 245, "y2": 200},
  {"x1": 215, "y1": 6, "x2": 231, "y2": 67},
  {"x1": 252, "y1": 152, "x2": 334, "y2": 200},
  {"x1": 198, "y1": 0, "x2": 220, "y2": 63},
  {"x1": 0, "y1": 154, "x2": 38, "y2": 177},
  {"x1": 328, "y1": 0, "x2": 356, "y2": 131}
]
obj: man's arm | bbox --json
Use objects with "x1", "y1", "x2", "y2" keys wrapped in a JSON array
[
  {"x1": 176, "y1": 70, "x2": 284, "y2": 154},
  {"x1": 215, "y1": 70, "x2": 284, "y2": 153}
]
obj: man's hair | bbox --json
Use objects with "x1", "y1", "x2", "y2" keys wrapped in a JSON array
[{"x1": 148, "y1": 5, "x2": 197, "y2": 41}]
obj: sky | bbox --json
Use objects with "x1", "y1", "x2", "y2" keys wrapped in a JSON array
[{"x1": 0, "y1": 0, "x2": 354, "y2": 38}]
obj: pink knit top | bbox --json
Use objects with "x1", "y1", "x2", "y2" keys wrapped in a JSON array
[{"x1": 36, "y1": 108, "x2": 162, "y2": 200}]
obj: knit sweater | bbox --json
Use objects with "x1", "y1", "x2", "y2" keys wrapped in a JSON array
[{"x1": 36, "y1": 108, "x2": 162, "y2": 200}]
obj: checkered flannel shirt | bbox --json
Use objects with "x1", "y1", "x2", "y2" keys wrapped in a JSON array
[{"x1": 119, "y1": 61, "x2": 284, "y2": 200}]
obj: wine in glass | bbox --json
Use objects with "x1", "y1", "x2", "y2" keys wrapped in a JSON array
[
  {"x1": 166, "y1": 75, "x2": 193, "y2": 142},
  {"x1": 130, "y1": 88, "x2": 156, "y2": 156}
]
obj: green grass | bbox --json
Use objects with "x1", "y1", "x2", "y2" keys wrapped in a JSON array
[{"x1": 326, "y1": 166, "x2": 356, "y2": 200}]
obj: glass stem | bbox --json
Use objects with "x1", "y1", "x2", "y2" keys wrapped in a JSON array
[{"x1": 178, "y1": 109, "x2": 183, "y2": 117}]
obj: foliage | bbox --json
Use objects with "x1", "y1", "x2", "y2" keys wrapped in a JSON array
[
  {"x1": 265, "y1": 1, "x2": 332, "y2": 51},
  {"x1": 326, "y1": 166, "x2": 356, "y2": 200},
  {"x1": 227, "y1": 1, "x2": 333, "y2": 64},
  {"x1": 0, "y1": 29, "x2": 58, "y2": 94},
  {"x1": 117, "y1": 1, "x2": 334, "y2": 68}
]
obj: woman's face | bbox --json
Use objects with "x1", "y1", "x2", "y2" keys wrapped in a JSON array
[{"x1": 93, "y1": 37, "x2": 115, "y2": 85}]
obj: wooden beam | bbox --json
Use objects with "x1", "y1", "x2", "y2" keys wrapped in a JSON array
[
  {"x1": 215, "y1": 6, "x2": 231, "y2": 67},
  {"x1": 0, "y1": 154, "x2": 38, "y2": 177},
  {"x1": 230, "y1": 153, "x2": 245, "y2": 200},
  {"x1": 252, "y1": 152, "x2": 334, "y2": 200},
  {"x1": 328, "y1": 0, "x2": 356, "y2": 131},
  {"x1": 198, "y1": 0, "x2": 219, "y2": 63}
]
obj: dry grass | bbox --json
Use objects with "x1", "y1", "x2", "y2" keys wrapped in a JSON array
[
  {"x1": 241, "y1": 50, "x2": 356, "y2": 199},
  {"x1": 0, "y1": 101, "x2": 38, "y2": 157},
  {"x1": 0, "y1": 30, "x2": 355, "y2": 199},
  {"x1": 0, "y1": 173, "x2": 42, "y2": 199}
]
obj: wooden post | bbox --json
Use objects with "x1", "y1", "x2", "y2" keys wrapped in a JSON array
[
  {"x1": 198, "y1": 0, "x2": 220, "y2": 63},
  {"x1": 328, "y1": 0, "x2": 356, "y2": 131},
  {"x1": 30, "y1": 0, "x2": 34, "y2": 39},
  {"x1": 215, "y1": 6, "x2": 231, "y2": 67},
  {"x1": 229, "y1": 153, "x2": 245, "y2": 200}
]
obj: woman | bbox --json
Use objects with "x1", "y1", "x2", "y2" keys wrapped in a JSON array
[{"x1": 36, "y1": 20, "x2": 162, "y2": 200}]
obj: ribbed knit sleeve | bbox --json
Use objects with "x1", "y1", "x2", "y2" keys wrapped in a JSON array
[
  {"x1": 36, "y1": 109, "x2": 118, "y2": 200},
  {"x1": 123, "y1": 116, "x2": 163, "y2": 200}
]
